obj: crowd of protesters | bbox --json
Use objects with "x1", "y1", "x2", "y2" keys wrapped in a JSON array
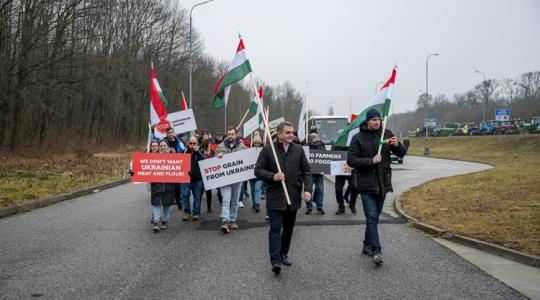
[{"x1": 136, "y1": 110, "x2": 406, "y2": 270}]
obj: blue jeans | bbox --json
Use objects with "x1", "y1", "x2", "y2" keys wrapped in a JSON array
[
  {"x1": 268, "y1": 209, "x2": 297, "y2": 264},
  {"x1": 249, "y1": 179, "x2": 263, "y2": 207},
  {"x1": 181, "y1": 180, "x2": 203, "y2": 215},
  {"x1": 238, "y1": 181, "x2": 247, "y2": 202},
  {"x1": 361, "y1": 193, "x2": 385, "y2": 253},
  {"x1": 221, "y1": 182, "x2": 242, "y2": 222},
  {"x1": 153, "y1": 205, "x2": 171, "y2": 223},
  {"x1": 306, "y1": 175, "x2": 324, "y2": 209}
]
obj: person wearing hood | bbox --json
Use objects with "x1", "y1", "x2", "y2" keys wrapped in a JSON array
[
  {"x1": 305, "y1": 132, "x2": 326, "y2": 215},
  {"x1": 347, "y1": 108, "x2": 407, "y2": 266},
  {"x1": 181, "y1": 136, "x2": 206, "y2": 221}
]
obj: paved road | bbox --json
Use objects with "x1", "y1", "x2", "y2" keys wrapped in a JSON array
[{"x1": 0, "y1": 156, "x2": 523, "y2": 299}]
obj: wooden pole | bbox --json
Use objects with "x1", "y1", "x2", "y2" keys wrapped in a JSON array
[
  {"x1": 377, "y1": 117, "x2": 388, "y2": 156},
  {"x1": 249, "y1": 73, "x2": 291, "y2": 205},
  {"x1": 236, "y1": 108, "x2": 250, "y2": 131}
]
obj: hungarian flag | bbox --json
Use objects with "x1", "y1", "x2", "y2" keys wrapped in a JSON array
[
  {"x1": 297, "y1": 95, "x2": 308, "y2": 141},
  {"x1": 180, "y1": 92, "x2": 188, "y2": 111},
  {"x1": 149, "y1": 64, "x2": 169, "y2": 126},
  {"x1": 212, "y1": 38, "x2": 252, "y2": 108},
  {"x1": 243, "y1": 87, "x2": 265, "y2": 136},
  {"x1": 333, "y1": 67, "x2": 397, "y2": 148}
]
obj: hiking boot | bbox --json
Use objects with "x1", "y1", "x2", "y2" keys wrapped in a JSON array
[
  {"x1": 183, "y1": 213, "x2": 193, "y2": 221},
  {"x1": 317, "y1": 207, "x2": 325, "y2": 215},
  {"x1": 192, "y1": 214, "x2": 200, "y2": 221},
  {"x1": 349, "y1": 206, "x2": 357, "y2": 214},
  {"x1": 220, "y1": 222, "x2": 230, "y2": 234},
  {"x1": 305, "y1": 208, "x2": 312, "y2": 215},
  {"x1": 152, "y1": 222, "x2": 161, "y2": 232},
  {"x1": 372, "y1": 252, "x2": 383, "y2": 266},
  {"x1": 335, "y1": 208, "x2": 346, "y2": 215},
  {"x1": 160, "y1": 221, "x2": 168, "y2": 230},
  {"x1": 362, "y1": 245, "x2": 373, "y2": 256}
]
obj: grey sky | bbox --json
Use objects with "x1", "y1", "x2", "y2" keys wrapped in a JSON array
[{"x1": 179, "y1": 0, "x2": 540, "y2": 117}]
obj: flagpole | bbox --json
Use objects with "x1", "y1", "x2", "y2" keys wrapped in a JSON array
[
  {"x1": 249, "y1": 73, "x2": 291, "y2": 205},
  {"x1": 377, "y1": 117, "x2": 388, "y2": 156},
  {"x1": 236, "y1": 109, "x2": 250, "y2": 131},
  {"x1": 305, "y1": 82, "x2": 309, "y2": 143}
]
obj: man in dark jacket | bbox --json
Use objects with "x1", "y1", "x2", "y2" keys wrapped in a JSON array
[
  {"x1": 181, "y1": 136, "x2": 206, "y2": 221},
  {"x1": 347, "y1": 109, "x2": 407, "y2": 266},
  {"x1": 255, "y1": 121, "x2": 313, "y2": 276}
]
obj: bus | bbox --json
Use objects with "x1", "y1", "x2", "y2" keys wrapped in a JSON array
[{"x1": 307, "y1": 115, "x2": 349, "y2": 149}]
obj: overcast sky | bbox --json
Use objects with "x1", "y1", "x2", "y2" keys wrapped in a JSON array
[{"x1": 178, "y1": 0, "x2": 540, "y2": 116}]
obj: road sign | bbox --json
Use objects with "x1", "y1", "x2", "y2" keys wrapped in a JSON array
[
  {"x1": 495, "y1": 109, "x2": 510, "y2": 121},
  {"x1": 424, "y1": 118, "x2": 437, "y2": 127}
]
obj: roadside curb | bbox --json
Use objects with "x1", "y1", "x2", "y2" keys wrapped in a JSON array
[
  {"x1": 0, "y1": 179, "x2": 131, "y2": 219},
  {"x1": 394, "y1": 194, "x2": 540, "y2": 268}
]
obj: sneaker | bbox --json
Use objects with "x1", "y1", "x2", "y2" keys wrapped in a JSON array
[
  {"x1": 255, "y1": 205, "x2": 260, "y2": 213},
  {"x1": 160, "y1": 221, "x2": 168, "y2": 230},
  {"x1": 152, "y1": 222, "x2": 161, "y2": 232},
  {"x1": 372, "y1": 252, "x2": 383, "y2": 266},
  {"x1": 239, "y1": 201, "x2": 245, "y2": 208},
  {"x1": 220, "y1": 222, "x2": 230, "y2": 234},
  {"x1": 192, "y1": 215, "x2": 200, "y2": 221},
  {"x1": 317, "y1": 207, "x2": 325, "y2": 215},
  {"x1": 182, "y1": 213, "x2": 193, "y2": 221},
  {"x1": 362, "y1": 245, "x2": 373, "y2": 256},
  {"x1": 264, "y1": 216, "x2": 270, "y2": 222},
  {"x1": 229, "y1": 222, "x2": 239, "y2": 229},
  {"x1": 305, "y1": 208, "x2": 312, "y2": 215},
  {"x1": 335, "y1": 208, "x2": 345, "y2": 215},
  {"x1": 349, "y1": 206, "x2": 357, "y2": 214}
]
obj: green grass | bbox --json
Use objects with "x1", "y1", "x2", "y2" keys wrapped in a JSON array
[
  {"x1": 0, "y1": 147, "x2": 137, "y2": 209},
  {"x1": 401, "y1": 135, "x2": 540, "y2": 255}
]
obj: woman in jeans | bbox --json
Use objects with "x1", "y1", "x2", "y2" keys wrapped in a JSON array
[{"x1": 150, "y1": 140, "x2": 176, "y2": 232}]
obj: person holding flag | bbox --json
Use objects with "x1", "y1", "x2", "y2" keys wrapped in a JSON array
[{"x1": 345, "y1": 67, "x2": 407, "y2": 266}]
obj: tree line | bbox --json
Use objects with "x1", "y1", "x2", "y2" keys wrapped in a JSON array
[
  {"x1": 388, "y1": 71, "x2": 540, "y2": 135},
  {"x1": 0, "y1": 0, "x2": 305, "y2": 153}
]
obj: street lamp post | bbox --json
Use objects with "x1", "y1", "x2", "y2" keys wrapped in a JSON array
[
  {"x1": 475, "y1": 70, "x2": 486, "y2": 122},
  {"x1": 189, "y1": 0, "x2": 216, "y2": 110},
  {"x1": 425, "y1": 53, "x2": 439, "y2": 156}
]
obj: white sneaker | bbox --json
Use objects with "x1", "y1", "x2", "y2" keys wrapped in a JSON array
[{"x1": 239, "y1": 201, "x2": 244, "y2": 208}]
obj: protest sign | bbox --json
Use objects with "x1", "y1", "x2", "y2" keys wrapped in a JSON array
[
  {"x1": 198, "y1": 148, "x2": 261, "y2": 190},
  {"x1": 167, "y1": 109, "x2": 197, "y2": 133},
  {"x1": 305, "y1": 149, "x2": 347, "y2": 174},
  {"x1": 330, "y1": 161, "x2": 351, "y2": 176},
  {"x1": 131, "y1": 153, "x2": 191, "y2": 183}
]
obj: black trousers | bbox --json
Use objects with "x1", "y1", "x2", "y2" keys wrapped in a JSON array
[
  {"x1": 335, "y1": 175, "x2": 357, "y2": 209},
  {"x1": 267, "y1": 209, "x2": 297, "y2": 264}
]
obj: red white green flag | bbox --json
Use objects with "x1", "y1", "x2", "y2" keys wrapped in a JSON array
[
  {"x1": 212, "y1": 38, "x2": 253, "y2": 108},
  {"x1": 333, "y1": 66, "x2": 397, "y2": 148},
  {"x1": 149, "y1": 64, "x2": 169, "y2": 126},
  {"x1": 180, "y1": 92, "x2": 188, "y2": 111}
]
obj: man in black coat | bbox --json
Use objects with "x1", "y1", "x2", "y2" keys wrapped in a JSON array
[
  {"x1": 347, "y1": 109, "x2": 407, "y2": 266},
  {"x1": 255, "y1": 121, "x2": 313, "y2": 276}
]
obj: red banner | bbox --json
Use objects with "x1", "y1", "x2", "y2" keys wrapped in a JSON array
[{"x1": 131, "y1": 153, "x2": 191, "y2": 183}]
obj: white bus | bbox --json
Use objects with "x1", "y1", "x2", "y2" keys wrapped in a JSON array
[{"x1": 307, "y1": 115, "x2": 349, "y2": 149}]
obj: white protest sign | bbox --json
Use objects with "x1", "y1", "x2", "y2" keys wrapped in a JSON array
[
  {"x1": 167, "y1": 109, "x2": 197, "y2": 133},
  {"x1": 243, "y1": 113, "x2": 260, "y2": 136},
  {"x1": 330, "y1": 161, "x2": 351, "y2": 176},
  {"x1": 198, "y1": 148, "x2": 262, "y2": 190}
]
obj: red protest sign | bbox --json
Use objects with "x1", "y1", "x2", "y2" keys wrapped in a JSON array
[{"x1": 131, "y1": 152, "x2": 191, "y2": 183}]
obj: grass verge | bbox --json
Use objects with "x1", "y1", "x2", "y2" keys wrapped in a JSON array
[
  {"x1": 401, "y1": 135, "x2": 540, "y2": 256},
  {"x1": 0, "y1": 147, "x2": 136, "y2": 209}
]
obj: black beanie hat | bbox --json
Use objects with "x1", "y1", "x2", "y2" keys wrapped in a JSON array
[{"x1": 365, "y1": 108, "x2": 381, "y2": 121}]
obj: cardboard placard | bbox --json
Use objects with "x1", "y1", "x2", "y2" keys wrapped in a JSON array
[
  {"x1": 131, "y1": 152, "x2": 191, "y2": 183},
  {"x1": 198, "y1": 148, "x2": 261, "y2": 190}
]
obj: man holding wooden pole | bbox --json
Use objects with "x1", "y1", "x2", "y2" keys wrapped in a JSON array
[{"x1": 255, "y1": 121, "x2": 313, "y2": 276}]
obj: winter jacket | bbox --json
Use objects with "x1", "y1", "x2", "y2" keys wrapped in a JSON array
[
  {"x1": 216, "y1": 138, "x2": 247, "y2": 155},
  {"x1": 184, "y1": 148, "x2": 205, "y2": 182},
  {"x1": 255, "y1": 142, "x2": 313, "y2": 210},
  {"x1": 347, "y1": 120, "x2": 407, "y2": 197},
  {"x1": 150, "y1": 183, "x2": 176, "y2": 206}
]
